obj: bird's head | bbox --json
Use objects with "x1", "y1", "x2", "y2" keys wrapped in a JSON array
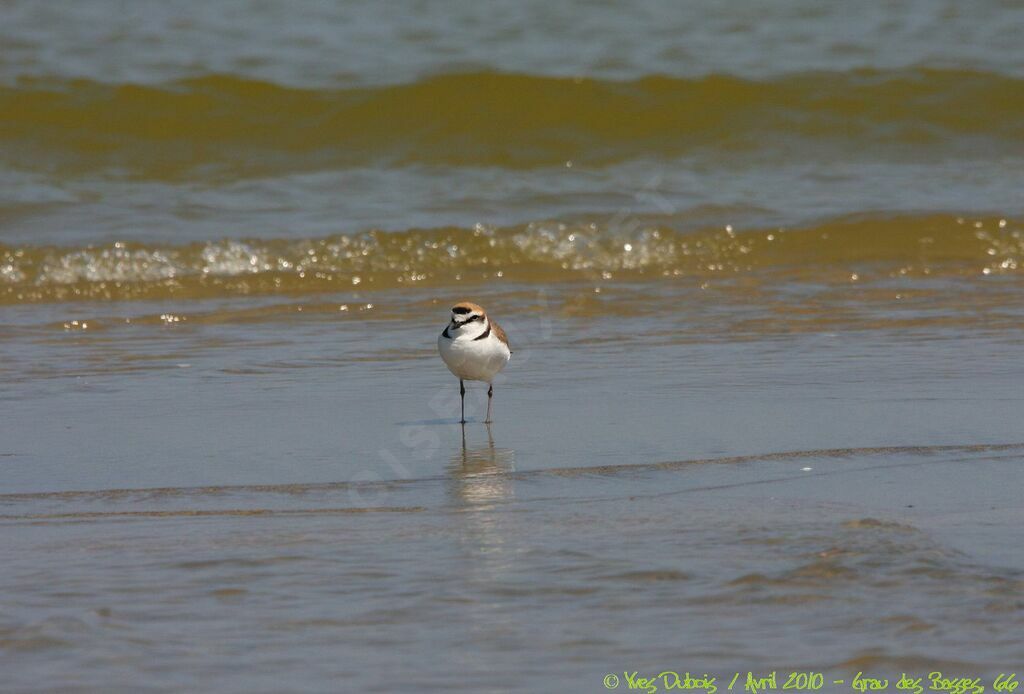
[{"x1": 449, "y1": 301, "x2": 486, "y2": 329}]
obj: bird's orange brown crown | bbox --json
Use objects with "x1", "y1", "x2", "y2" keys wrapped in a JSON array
[{"x1": 451, "y1": 301, "x2": 485, "y2": 315}]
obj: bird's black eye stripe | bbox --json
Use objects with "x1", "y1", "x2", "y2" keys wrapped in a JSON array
[
  {"x1": 466, "y1": 315, "x2": 480, "y2": 322},
  {"x1": 452, "y1": 307, "x2": 471, "y2": 315}
]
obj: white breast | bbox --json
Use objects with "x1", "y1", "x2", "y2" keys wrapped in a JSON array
[{"x1": 438, "y1": 329, "x2": 510, "y2": 383}]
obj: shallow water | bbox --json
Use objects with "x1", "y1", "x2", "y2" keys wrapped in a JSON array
[
  {"x1": 4, "y1": 284, "x2": 1024, "y2": 691},
  {"x1": 2, "y1": 1, "x2": 1024, "y2": 692}
]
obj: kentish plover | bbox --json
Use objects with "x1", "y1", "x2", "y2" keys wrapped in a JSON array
[{"x1": 437, "y1": 302, "x2": 511, "y2": 424}]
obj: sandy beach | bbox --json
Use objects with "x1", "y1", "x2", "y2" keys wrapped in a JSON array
[{"x1": 2, "y1": 1, "x2": 1024, "y2": 691}]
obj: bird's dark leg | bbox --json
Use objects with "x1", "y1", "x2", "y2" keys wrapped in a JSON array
[
  {"x1": 459, "y1": 379, "x2": 466, "y2": 424},
  {"x1": 484, "y1": 383, "x2": 493, "y2": 423}
]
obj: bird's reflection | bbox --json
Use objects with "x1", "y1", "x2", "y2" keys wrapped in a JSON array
[
  {"x1": 447, "y1": 425, "x2": 518, "y2": 590},
  {"x1": 447, "y1": 424, "x2": 516, "y2": 509}
]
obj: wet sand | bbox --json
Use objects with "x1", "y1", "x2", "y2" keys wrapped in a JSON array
[{"x1": 3, "y1": 283, "x2": 1024, "y2": 691}]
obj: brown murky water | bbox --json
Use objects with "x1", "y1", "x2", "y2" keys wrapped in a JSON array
[{"x1": 2, "y1": 1, "x2": 1024, "y2": 691}]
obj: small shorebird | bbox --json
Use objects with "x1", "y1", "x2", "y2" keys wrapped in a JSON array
[{"x1": 437, "y1": 301, "x2": 511, "y2": 424}]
